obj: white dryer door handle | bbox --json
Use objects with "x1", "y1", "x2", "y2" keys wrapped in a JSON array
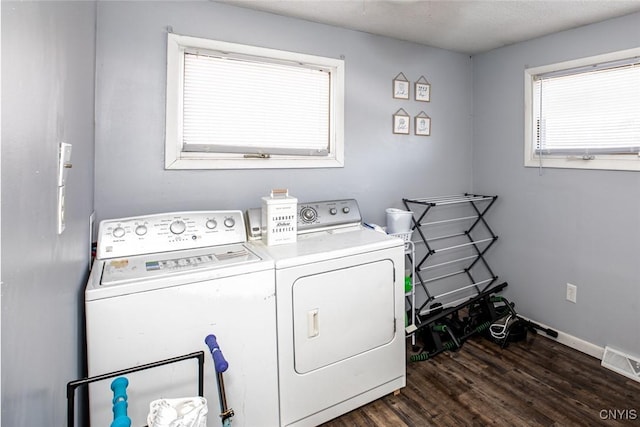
[{"x1": 307, "y1": 309, "x2": 319, "y2": 338}]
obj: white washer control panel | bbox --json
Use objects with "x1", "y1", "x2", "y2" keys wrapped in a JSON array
[{"x1": 97, "y1": 211, "x2": 246, "y2": 259}]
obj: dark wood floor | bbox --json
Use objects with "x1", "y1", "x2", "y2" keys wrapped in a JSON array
[{"x1": 321, "y1": 333, "x2": 640, "y2": 426}]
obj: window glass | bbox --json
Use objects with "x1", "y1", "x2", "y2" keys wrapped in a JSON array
[
  {"x1": 524, "y1": 48, "x2": 640, "y2": 171},
  {"x1": 166, "y1": 34, "x2": 344, "y2": 169}
]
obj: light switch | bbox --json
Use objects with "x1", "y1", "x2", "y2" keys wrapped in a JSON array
[{"x1": 58, "y1": 142, "x2": 72, "y2": 187}]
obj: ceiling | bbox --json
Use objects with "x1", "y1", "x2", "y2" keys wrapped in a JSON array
[{"x1": 217, "y1": 0, "x2": 640, "y2": 54}]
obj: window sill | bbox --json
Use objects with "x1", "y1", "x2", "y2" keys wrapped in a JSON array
[
  {"x1": 165, "y1": 155, "x2": 344, "y2": 170},
  {"x1": 524, "y1": 155, "x2": 640, "y2": 172}
]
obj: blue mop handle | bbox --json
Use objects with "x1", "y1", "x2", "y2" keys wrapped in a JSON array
[
  {"x1": 205, "y1": 334, "x2": 229, "y2": 373},
  {"x1": 110, "y1": 377, "x2": 131, "y2": 427}
]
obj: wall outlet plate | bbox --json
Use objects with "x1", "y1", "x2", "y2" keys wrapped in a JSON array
[
  {"x1": 566, "y1": 283, "x2": 577, "y2": 303},
  {"x1": 58, "y1": 142, "x2": 72, "y2": 186},
  {"x1": 57, "y1": 185, "x2": 66, "y2": 235}
]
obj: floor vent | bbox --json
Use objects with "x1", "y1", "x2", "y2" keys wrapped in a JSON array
[{"x1": 601, "y1": 346, "x2": 640, "y2": 383}]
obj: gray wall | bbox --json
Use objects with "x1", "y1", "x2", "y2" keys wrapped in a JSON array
[
  {"x1": 472, "y1": 12, "x2": 640, "y2": 355},
  {"x1": 1, "y1": 2, "x2": 473, "y2": 425},
  {"x1": 3, "y1": 1, "x2": 638, "y2": 425},
  {"x1": 94, "y1": 1, "x2": 474, "y2": 226},
  {"x1": 1, "y1": 2, "x2": 96, "y2": 426}
]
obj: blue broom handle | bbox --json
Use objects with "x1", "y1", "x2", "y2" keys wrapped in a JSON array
[{"x1": 205, "y1": 334, "x2": 229, "y2": 373}]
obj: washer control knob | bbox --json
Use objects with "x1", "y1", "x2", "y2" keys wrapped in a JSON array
[
  {"x1": 112, "y1": 227, "x2": 126, "y2": 238},
  {"x1": 329, "y1": 208, "x2": 337, "y2": 215},
  {"x1": 224, "y1": 217, "x2": 235, "y2": 228},
  {"x1": 342, "y1": 207, "x2": 350, "y2": 214},
  {"x1": 135, "y1": 225, "x2": 147, "y2": 236},
  {"x1": 170, "y1": 220, "x2": 186, "y2": 235},
  {"x1": 206, "y1": 219, "x2": 217, "y2": 230}
]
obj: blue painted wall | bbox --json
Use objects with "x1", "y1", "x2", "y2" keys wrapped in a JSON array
[{"x1": 472, "y1": 12, "x2": 640, "y2": 355}]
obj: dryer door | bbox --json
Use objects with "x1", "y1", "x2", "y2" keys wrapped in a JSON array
[
  {"x1": 292, "y1": 259, "x2": 395, "y2": 373},
  {"x1": 275, "y1": 244, "x2": 406, "y2": 427}
]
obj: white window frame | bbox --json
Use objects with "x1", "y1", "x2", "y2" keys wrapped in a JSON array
[
  {"x1": 524, "y1": 47, "x2": 640, "y2": 172},
  {"x1": 165, "y1": 33, "x2": 345, "y2": 170}
]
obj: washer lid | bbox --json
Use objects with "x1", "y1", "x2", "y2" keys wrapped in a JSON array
[{"x1": 100, "y1": 244, "x2": 261, "y2": 286}]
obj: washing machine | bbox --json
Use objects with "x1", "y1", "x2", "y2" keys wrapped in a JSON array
[
  {"x1": 248, "y1": 199, "x2": 406, "y2": 427},
  {"x1": 85, "y1": 210, "x2": 279, "y2": 427}
]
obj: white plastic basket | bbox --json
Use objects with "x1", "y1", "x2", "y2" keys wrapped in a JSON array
[
  {"x1": 389, "y1": 231, "x2": 413, "y2": 250},
  {"x1": 389, "y1": 231, "x2": 412, "y2": 242}
]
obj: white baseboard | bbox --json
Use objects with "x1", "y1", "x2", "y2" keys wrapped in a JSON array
[{"x1": 519, "y1": 316, "x2": 605, "y2": 360}]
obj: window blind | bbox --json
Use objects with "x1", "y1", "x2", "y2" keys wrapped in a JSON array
[
  {"x1": 182, "y1": 52, "x2": 331, "y2": 156},
  {"x1": 534, "y1": 60, "x2": 640, "y2": 156}
]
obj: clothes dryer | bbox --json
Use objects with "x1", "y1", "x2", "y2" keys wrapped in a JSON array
[{"x1": 249, "y1": 199, "x2": 406, "y2": 427}]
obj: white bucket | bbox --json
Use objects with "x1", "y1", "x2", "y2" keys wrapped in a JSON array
[{"x1": 386, "y1": 208, "x2": 413, "y2": 234}]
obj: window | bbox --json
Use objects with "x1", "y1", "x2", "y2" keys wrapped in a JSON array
[
  {"x1": 524, "y1": 48, "x2": 640, "y2": 171},
  {"x1": 165, "y1": 34, "x2": 345, "y2": 169}
]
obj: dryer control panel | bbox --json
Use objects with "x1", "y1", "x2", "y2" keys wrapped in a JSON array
[
  {"x1": 97, "y1": 210, "x2": 246, "y2": 259},
  {"x1": 246, "y1": 199, "x2": 362, "y2": 239},
  {"x1": 297, "y1": 199, "x2": 361, "y2": 233}
]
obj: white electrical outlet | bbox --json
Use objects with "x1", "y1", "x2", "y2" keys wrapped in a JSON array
[
  {"x1": 57, "y1": 142, "x2": 72, "y2": 235},
  {"x1": 566, "y1": 283, "x2": 577, "y2": 303},
  {"x1": 58, "y1": 142, "x2": 72, "y2": 186}
]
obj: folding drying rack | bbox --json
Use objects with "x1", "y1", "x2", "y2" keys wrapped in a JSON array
[{"x1": 402, "y1": 193, "x2": 509, "y2": 358}]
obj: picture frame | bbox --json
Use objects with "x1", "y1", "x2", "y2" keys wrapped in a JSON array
[
  {"x1": 393, "y1": 72, "x2": 410, "y2": 100},
  {"x1": 415, "y1": 75, "x2": 431, "y2": 102},
  {"x1": 393, "y1": 108, "x2": 410, "y2": 134},
  {"x1": 415, "y1": 111, "x2": 431, "y2": 136}
]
